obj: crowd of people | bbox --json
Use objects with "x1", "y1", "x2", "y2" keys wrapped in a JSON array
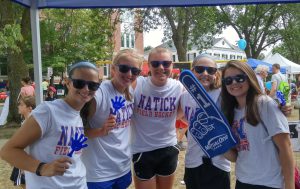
[{"x1": 0, "y1": 47, "x2": 296, "y2": 189}]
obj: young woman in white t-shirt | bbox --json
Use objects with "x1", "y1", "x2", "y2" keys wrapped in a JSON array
[
  {"x1": 131, "y1": 47, "x2": 184, "y2": 189},
  {"x1": 0, "y1": 62, "x2": 100, "y2": 189},
  {"x1": 222, "y1": 60, "x2": 294, "y2": 189},
  {"x1": 81, "y1": 49, "x2": 143, "y2": 189},
  {"x1": 178, "y1": 54, "x2": 231, "y2": 189}
]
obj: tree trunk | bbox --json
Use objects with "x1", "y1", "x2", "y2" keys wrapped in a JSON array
[{"x1": 1, "y1": 0, "x2": 29, "y2": 123}]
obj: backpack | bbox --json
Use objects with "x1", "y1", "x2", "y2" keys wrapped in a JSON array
[{"x1": 278, "y1": 81, "x2": 290, "y2": 96}]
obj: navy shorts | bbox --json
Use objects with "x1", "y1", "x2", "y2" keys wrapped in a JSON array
[
  {"x1": 184, "y1": 157, "x2": 230, "y2": 189},
  {"x1": 87, "y1": 171, "x2": 132, "y2": 189},
  {"x1": 132, "y1": 145, "x2": 179, "y2": 180}
]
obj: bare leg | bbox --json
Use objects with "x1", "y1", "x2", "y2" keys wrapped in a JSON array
[
  {"x1": 134, "y1": 175, "x2": 157, "y2": 189},
  {"x1": 156, "y1": 174, "x2": 175, "y2": 189}
]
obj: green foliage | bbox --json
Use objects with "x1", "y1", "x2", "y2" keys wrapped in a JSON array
[
  {"x1": 39, "y1": 9, "x2": 117, "y2": 74},
  {"x1": 142, "y1": 7, "x2": 221, "y2": 61},
  {"x1": 0, "y1": 24, "x2": 23, "y2": 54},
  {"x1": 272, "y1": 4, "x2": 300, "y2": 63},
  {"x1": 218, "y1": 4, "x2": 287, "y2": 58}
]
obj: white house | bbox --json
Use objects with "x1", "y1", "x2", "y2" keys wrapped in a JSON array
[{"x1": 145, "y1": 37, "x2": 246, "y2": 62}]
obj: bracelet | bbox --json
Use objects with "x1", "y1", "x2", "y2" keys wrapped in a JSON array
[{"x1": 36, "y1": 162, "x2": 46, "y2": 176}]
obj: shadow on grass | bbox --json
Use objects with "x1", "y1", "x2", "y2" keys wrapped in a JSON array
[{"x1": 0, "y1": 122, "x2": 20, "y2": 139}]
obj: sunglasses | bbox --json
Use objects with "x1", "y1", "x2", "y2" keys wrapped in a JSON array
[
  {"x1": 71, "y1": 78, "x2": 100, "y2": 91},
  {"x1": 194, "y1": 66, "x2": 217, "y2": 75},
  {"x1": 223, "y1": 74, "x2": 248, "y2": 86},
  {"x1": 117, "y1": 64, "x2": 141, "y2": 76},
  {"x1": 150, "y1": 61, "x2": 172, "y2": 68}
]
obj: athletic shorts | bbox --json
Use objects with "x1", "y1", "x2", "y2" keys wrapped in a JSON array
[
  {"x1": 235, "y1": 180, "x2": 280, "y2": 189},
  {"x1": 10, "y1": 167, "x2": 25, "y2": 186},
  {"x1": 87, "y1": 171, "x2": 132, "y2": 189},
  {"x1": 132, "y1": 145, "x2": 180, "y2": 180},
  {"x1": 175, "y1": 120, "x2": 188, "y2": 129},
  {"x1": 184, "y1": 157, "x2": 230, "y2": 189}
]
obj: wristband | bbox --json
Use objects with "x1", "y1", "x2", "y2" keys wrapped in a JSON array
[{"x1": 36, "y1": 162, "x2": 46, "y2": 176}]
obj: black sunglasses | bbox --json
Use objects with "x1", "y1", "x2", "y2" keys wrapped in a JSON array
[
  {"x1": 71, "y1": 78, "x2": 100, "y2": 91},
  {"x1": 194, "y1": 66, "x2": 217, "y2": 75},
  {"x1": 150, "y1": 61, "x2": 172, "y2": 68},
  {"x1": 117, "y1": 64, "x2": 141, "y2": 76},
  {"x1": 223, "y1": 74, "x2": 248, "y2": 86}
]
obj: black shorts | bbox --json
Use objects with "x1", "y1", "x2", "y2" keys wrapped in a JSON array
[
  {"x1": 184, "y1": 157, "x2": 230, "y2": 189},
  {"x1": 10, "y1": 167, "x2": 25, "y2": 186},
  {"x1": 236, "y1": 180, "x2": 280, "y2": 189},
  {"x1": 132, "y1": 145, "x2": 180, "y2": 180}
]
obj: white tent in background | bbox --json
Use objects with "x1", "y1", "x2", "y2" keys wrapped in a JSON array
[{"x1": 263, "y1": 53, "x2": 300, "y2": 74}]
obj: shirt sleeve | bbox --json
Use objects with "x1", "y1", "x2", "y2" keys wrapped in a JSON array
[
  {"x1": 258, "y1": 96, "x2": 289, "y2": 137},
  {"x1": 31, "y1": 102, "x2": 51, "y2": 138}
]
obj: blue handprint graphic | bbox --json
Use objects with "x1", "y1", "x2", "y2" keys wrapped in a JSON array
[
  {"x1": 276, "y1": 91, "x2": 286, "y2": 106},
  {"x1": 110, "y1": 96, "x2": 126, "y2": 115},
  {"x1": 67, "y1": 132, "x2": 88, "y2": 157}
]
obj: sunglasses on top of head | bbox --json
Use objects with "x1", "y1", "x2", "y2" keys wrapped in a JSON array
[
  {"x1": 116, "y1": 64, "x2": 141, "y2": 76},
  {"x1": 193, "y1": 66, "x2": 217, "y2": 75},
  {"x1": 223, "y1": 74, "x2": 248, "y2": 86},
  {"x1": 150, "y1": 61, "x2": 172, "y2": 68},
  {"x1": 70, "y1": 78, "x2": 100, "y2": 91}
]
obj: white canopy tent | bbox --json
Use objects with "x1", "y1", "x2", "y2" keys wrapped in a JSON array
[
  {"x1": 264, "y1": 53, "x2": 300, "y2": 74},
  {"x1": 11, "y1": 0, "x2": 300, "y2": 104}
]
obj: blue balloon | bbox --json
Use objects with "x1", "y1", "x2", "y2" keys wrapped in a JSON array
[
  {"x1": 265, "y1": 81, "x2": 272, "y2": 91},
  {"x1": 237, "y1": 39, "x2": 247, "y2": 50}
]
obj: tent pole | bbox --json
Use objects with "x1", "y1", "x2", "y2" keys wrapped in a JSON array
[{"x1": 30, "y1": 1, "x2": 43, "y2": 105}]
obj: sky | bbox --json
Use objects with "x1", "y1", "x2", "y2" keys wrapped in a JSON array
[{"x1": 143, "y1": 26, "x2": 240, "y2": 48}]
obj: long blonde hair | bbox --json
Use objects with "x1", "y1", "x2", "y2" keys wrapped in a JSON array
[{"x1": 112, "y1": 49, "x2": 143, "y2": 101}]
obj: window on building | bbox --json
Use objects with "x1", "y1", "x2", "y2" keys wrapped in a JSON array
[
  {"x1": 230, "y1": 55, "x2": 236, "y2": 59},
  {"x1": 194, "y1": 53, "x2": 197, "y2": 58},
  {"x1": 121, "y1": 33, "x2": 135, "y2": 48},
  {"x1": 173, "y1": 55, "x2": 176, "y2": 62},
  {"x1": 237, "y1": 55, "x2": 242, "y2": 60},
  {"x1": 103, "y1": 64, "x2": 109, "y2": 77},
  {"x1": 222, "y1": 54, "x2": 228, "y2": 60},
  {"x1": 214, "y1": 53, "x2": 220, "y2": 59}
]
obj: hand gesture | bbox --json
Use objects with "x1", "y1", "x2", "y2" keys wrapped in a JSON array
[
  {"x1": 67, "y1": 132, "x2": 88, "y2": 157},
  {"x1": 38, "y1": 157, "x2": 72, "y2": 176},
  {"x1": 102, "y1": 115, "x2": 116, "y2": 135},
  {"x1": 110, "y1": 96, "x2": 125, "y2": 115}
]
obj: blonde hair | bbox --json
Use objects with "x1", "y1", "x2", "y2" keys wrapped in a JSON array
[
  {"x1": 112, "y1": 49, "x2": 143, "y2": 101},
  {"x1": 148, "y1": 47, "x2": 172, "y2": 62},
  {"x1": 192, "y1": 54, "x2": 221, "y2": 90}
]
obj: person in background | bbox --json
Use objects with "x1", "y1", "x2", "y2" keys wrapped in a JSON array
[
  {"x1": 19, "y1": 77, "x2": 35, "y2": 99},
  {"x1": 10, "y1": 96, "x2": 36, "y2": 189},
  {"x1": 42, "y1": 79, "x2": 49, "y2": 99},
  {"x1": 0, "y1": 61, "x2": 100, "y2": 189},
  {"x1": 254, "y1": 65, "x2": 269, "y2": 94},
  {"x1": 45, "y1": 86, "x2": 57, "y2": 101},
  {"x1": 269, "y1": 63, "x2": 287, "y2": 98},
  {"x1": 222, "y1": 60, "x2": 294, "y2": 189},
  {"x1": 81, "y1": 49, "x2": 143, "y2": 189}
]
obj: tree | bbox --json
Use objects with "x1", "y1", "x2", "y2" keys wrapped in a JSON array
[
  {"x1": 40, "y1": 9, "x2": 118, "y2": 77},
  {"x1": 218, "y1": 4, "x2": 287, "y2": 59},
  {"x1": 141, "y1": 7, "x2": 221, "y2": 61},
  {"x1": 272, "y1": 4, "x2": 300, "y2": 63},
  {"x1": 0, "y1": 0, "x2": 30, "y2": 123}
]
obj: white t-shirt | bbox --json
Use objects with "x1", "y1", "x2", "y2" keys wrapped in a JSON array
[
  {"x1": 81, "y1": 80, "x2": 134, "y2": 182},
  {"x1": 180, "y1": 89, "x2": 231, "y2": 172},
  {"x1": 233, "y1": 95, "x2": 289, "y2": 188},
  {"x1": 131, "y1": 76, "x2": 184, "y2": 154},
  {"x1": 25, "y1": 99, "x2": 87, "y2": 189},
  {"x1": 271, "y1": 72, "x2": 287, "y2": 90}
]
